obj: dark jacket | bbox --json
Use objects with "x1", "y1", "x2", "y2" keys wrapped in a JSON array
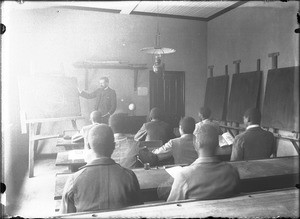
[
  {"x1": 80, "y1": 87, "x2": 117, "y2": 115},
  {"x1": 134, "y1": 120, "x2": 174, "y2": 144},
  {"x1": 230, "y1": 127, "x2": 276, "y2": 161},
  {"x1": 60, "y1": 157, "x2": 142, "y2": 213},
  {"x1": 112, "y1": 135, "x2": 159, "y2": 168}
]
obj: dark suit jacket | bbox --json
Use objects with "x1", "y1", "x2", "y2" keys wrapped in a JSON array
[
  {"x1": 230, "y1": 127, "x2": 276, "y2": 161},
  {"x1": 112, "y1": 135, "x2": 158, "y2": 168},
  {"x1": 60, "y1": 157, "x2": 142, "y2": 213},
  {"x1": 134, "y1": 120, "x2": 174, "y2": 144},
  {"x1": 80, "y1": 87, "x2": 117, "y2": 116}
]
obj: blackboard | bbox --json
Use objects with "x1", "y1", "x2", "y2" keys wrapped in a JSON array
[
  {"x1": 18, "y1": 76, "x2": 82, "y2": 121},
  {"x1": 227, "y1": 71, "x2": 262, "y2": 123},
  {"x1": 204, "y1": 75, "x2": 229, "y2": 121},
  {"x1": 261, "y1": 66, "x2": 299, "y2": 132}
]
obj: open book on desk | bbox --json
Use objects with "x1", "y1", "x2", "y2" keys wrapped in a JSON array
[{"x1": 219, "y1": 132, "x2": 234, "y2": 147}]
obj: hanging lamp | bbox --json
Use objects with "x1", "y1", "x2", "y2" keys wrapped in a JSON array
[{"x1": 140, "y1": 2, "x2": 176, "y2": 73}]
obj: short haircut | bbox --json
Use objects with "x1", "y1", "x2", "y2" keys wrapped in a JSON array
[
  {"x1": 199, "y1": 107, "x2": 211, "y2": 119},
  {"x1": 149, "y1": 107, "x2": 162, "y2": 120},
  {"x1": 194, "y1": 124, "x2": 218, "y2": 154},
  {"x1": 244, "y1": 107, "x2": 261, "y2": 124},
  {"x1": 109, "y1": 113, "x2": 128, "y2": 134},
  {"x1": 90, "y1": 110, "x2": 103, "y2": 124},
  {"x1": 99, "y1": 76, "x2": 109, "y2": 83},
  {"x1": 179, "y1": 117, "x2": 195, "y2": 134},
  {"x1": 88, "y1": 124, "x2": 115, "y2": 157}
]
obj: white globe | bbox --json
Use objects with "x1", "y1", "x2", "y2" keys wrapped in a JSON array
[{"x1": 128, "y1": 103, "x2": 136, "y2": 111}]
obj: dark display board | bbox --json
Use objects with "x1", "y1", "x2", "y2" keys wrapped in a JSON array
[
  {"x1": 261, "y1": 66, "x2": 299, "y2": 131},
  {"x1": 204, "y1": 75, "x2": 229, "y2": 121},
  {"x1": 227, "y1": 71, "x2": 262, "y2": 123},
  {"x1": 18, "y1": 76, "x2": 81, "y2": 121}
]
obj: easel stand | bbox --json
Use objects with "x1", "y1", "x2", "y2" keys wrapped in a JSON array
[{"x1": 22, "y1": 116, "x2": 84, "y2": 178}]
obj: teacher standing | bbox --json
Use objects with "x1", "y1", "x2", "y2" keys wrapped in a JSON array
[{"x1": 78, "y1": 76, "x2": 117, "y2": 124}]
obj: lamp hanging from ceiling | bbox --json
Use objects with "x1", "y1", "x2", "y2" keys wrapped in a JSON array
[{"x1": 140, "y1": 2, "x2": 176, "y2": 74}]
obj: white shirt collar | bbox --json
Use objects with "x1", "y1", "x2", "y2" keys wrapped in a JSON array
[
  {"x1": 104, "y1": 86, "x2": 109, "y2": 90},
  {"x1": 246, "y1": 124, "x2": 260, "y2": 130},
  {"x1": 202, "y1": 119, "x2": 210, "y2": 123}
]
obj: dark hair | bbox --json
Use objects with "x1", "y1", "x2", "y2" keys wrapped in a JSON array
[
  {"x1": 149, "y1": 107, "x2": 162, "y2": 120},
  {"x1": 100, "y1": 76, "x2": 109, "y2": 83},
  {"x1": 199, "y1": 107, "x2": 211, "y2": 119},
  {"x1": 194, "y1": 123, "x2": 218, "y2": 154},
  {"x1": 88, "y1": 124, "x2": 115, "y2": 157},
  {"x1": 90, "y1": 111, "x2": 102, "y2": 124},
  {"x1": 244, "y1": 108, "x2": 261, "y2": 124},
  {"x1": 109, "y1": 113, "x2": 128, "y2": 134},
  {"x1": 180, "y1": 117, "x2": 195, "y2": 134}
]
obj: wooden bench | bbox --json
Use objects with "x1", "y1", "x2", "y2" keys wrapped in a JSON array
[
  {"x1": 55, "y1": 188, "x2": 299, "y2": 218},
  {"x1": 55, "y1": 156, "x2": 299, "y2": 204}
]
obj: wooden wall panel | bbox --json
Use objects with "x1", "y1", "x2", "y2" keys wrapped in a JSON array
[
  {"x1": 227, "y1": 71, "x2": 262, "y2": 123},
  {"x1": 204, "y1": 75, "x2": 229, "y2": 121},
  {"x1": 262, "y1": 66, "x2": 299, "y2": 131}
]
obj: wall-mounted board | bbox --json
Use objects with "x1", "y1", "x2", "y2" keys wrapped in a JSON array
[
  {"x1": 18, "y1": 76, "x2": 81, "y2": 122},
  {"x1": 204, "y1": 75, "x2": 229, "y2": 121},
  {"x1": 261, "y1": 66, "x2": 299, "y2": 132},
  {"x1": 227, "y1": 71, "x2": 262, "y2": 123}
]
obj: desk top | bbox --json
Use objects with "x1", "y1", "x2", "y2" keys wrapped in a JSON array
[
  {"x1": 55, "y1": 145, "x2": 232, "y2": 167},
  {"x1": 55, "y1": 188, "x2": 299, "y2": 218},
  {"x1": 55, "y1": 156, "x2": 299, "y2": 200}
]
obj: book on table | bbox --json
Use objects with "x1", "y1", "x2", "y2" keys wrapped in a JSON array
[{"x1": 219, "y1": 132, "x2": 234, "y2": 147}]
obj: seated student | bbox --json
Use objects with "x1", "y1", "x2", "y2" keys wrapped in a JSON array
[
  {"x1": 152, "y1": 117, "x2": 198, "y2": 165},
  {"x1": 79, "y1": 110, "x2": 103, "y2": 150},
  {"x1": 109, "y1": 113, "x2": 158, "y2": 168},
  {"x1": 194, "y1": 106, "x2": 222, "y2": 135},
  {"x1": 134, "y1": 107, "x2": 175, "y2": 144},
  {"x1": 167, "y1": 123, "x2": 240, "y2": 202},
  {"x1": 230, "y1": 108, "x2": 276, "y2": 161},
  {"x1": 60, "y1": 124, "x2": 142, "y2": 213}
]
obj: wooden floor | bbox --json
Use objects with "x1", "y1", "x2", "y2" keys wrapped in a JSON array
[{"x1": 6, "y1": 157, "x2": 66, "y2": 218}]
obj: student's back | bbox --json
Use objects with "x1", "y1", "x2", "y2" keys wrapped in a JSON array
[
  {"x1": 168, "y1": 158, "x2": 240, "y2": 201},
  {"x1": 62, "y1": 158, "x2": 141, "y2": 212},
  {"x1": 231, "y1": 127, "x2": 275, "y2": 161}
]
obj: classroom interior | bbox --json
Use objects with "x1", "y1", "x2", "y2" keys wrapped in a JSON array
[{"x1": 1, "y1": 1, "x2": 299, "y2": 218}]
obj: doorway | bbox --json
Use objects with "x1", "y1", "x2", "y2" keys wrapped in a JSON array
[{"x1": 149, "y1": 70, "x2": 185, "y2": 129}]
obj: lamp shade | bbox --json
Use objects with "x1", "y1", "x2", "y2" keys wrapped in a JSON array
[{"x1": 140, "y1": 47, "x2": 176, "y2": 55}]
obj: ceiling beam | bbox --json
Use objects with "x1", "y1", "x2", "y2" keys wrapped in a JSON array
[
  {"x1": 120, "y1": 1, "x2": 140, "y2": 15},
  {"x1": 206, "y1": 1, "x2": 248, "y2": 21},
  {"x1": 130, "y1": 11, "x2": 207, "y2": 21}
]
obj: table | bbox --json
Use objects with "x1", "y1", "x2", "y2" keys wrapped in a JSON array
[
  {"x1": 56, "y1": 188, "x2": 299, "y2": 218},
  {"x1": 54, "y1": 156, "x2": 299, "y2": 201},
  {"x1": 56, "y1": 138, "x2": 84, "y2": 150},
  {"x1": 55, "y1": 144, "x2": 232, "y2": 173}
]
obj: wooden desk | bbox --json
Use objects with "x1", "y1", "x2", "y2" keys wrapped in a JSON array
[
  {"x1": 56, "y1": 188, "x2": 299, "y2": 218},
  {"x1": 55, "y1": 156, "x2": 299, "y2": 201},
  {"x1": 55, "y1": 144, "x2": 232, "y2": 172},
  {"x1": 55, "y1": 150, "x2": 86, "y2": 172},
  {"x1": 56, "y1": 138, "x2": 84, "y2": 150}
]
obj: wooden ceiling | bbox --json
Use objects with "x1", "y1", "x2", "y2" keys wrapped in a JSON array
[{"x1": 9, "y1": 1, "x2": 250, "y2": 21}]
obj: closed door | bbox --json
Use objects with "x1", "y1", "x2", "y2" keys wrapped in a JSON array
[{"x1": 149, "y1": 71, "x2": 185, "y2": 129}]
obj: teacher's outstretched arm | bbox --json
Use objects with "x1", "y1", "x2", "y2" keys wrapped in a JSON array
[{"x1": 78, "y1": 88, "x2": 99, "y2": 99}]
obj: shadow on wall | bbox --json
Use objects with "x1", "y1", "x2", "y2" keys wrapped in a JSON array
[{"x1": 4, "y1": 124, "x2": 29, "y2": 215}]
